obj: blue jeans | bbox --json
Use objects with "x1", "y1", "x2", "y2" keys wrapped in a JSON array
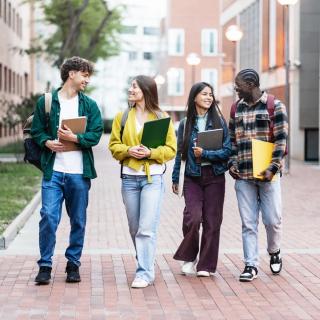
[
  {"x1": 121, "y1": 174, "x2": 164, "y2": 283},
  {"x1": 235, "y1": 178, "x2": 282, "y2": 268},
  {"x1": 38, "y1": 171, "x2": 91, "y2": 267}
]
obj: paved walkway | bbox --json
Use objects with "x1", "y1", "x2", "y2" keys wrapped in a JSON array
[{"x1": 1, "y1": 135, "x2": 320, "y2": 319}]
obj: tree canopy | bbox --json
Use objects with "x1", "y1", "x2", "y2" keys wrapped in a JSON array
[{"x1": 33, "y1": 0, "x2": 123, "y2": 68}]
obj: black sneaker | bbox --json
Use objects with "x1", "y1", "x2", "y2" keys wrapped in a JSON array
[
  {"x1": 269, "y1": 250, "x2": 282, "y2": 274},
  {"x1": 239, "y1": 266, "x2": 258, "y2": 282},
  {"x1": 35, "y1": 266, "x2": 52, "y2": 284},
  {"x1": 65, "y1": 261, "x2": 81, "y2": 283}
]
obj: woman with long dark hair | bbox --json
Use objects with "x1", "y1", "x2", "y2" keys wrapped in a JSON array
[
  {"x1": 172, "y1": 82, "x2": 231, "y2": 276},
  {"x1": 109, "y1": 75, "x2": 177, "y2": 288}
]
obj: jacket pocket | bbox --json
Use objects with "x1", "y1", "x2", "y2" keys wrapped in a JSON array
[{"x1": 255, "y1": 113, "x2": 270, "y2": 137}]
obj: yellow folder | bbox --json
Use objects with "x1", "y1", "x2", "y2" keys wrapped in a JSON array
[{"x1": 252, "y1": 139, "x2": 276, "y2": 181}]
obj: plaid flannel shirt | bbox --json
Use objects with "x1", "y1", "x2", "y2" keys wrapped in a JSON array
[{"x1": 228, "y1": 92, "x2": 288, "y2": 180}]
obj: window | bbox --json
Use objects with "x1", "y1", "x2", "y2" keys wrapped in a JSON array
[
  {"x1": 8, "y1": 69, "x2": 11, "y2": 93},
  {"x1": 19, "y1": 76, "x2": 22, "y2": 95},
  {"x1": 0, "y1": 0, "x2": 2, "y2": 18},
  {"x1": 16, "y1": 73, "x2": 19, "y2": 95},
  {"x1": 239, "y1": 1, "x2": 260, "y2": 71},
  {"x1": 201, "y1": 69, "x2": 218, "y2": 91},
  {"x1": 168, "y1": 28, "x2": 184, "y2": 56},
  {"x1": 305, "y1": 129, "x2": 319, "y2": 161},
  {"x1": 12, "y1": 71, "x2": 15, "y2": 94},
  {"x1": 4, "y1": 0, "x2": 7, "y2": 23},
  {"x1": 8, "y1": 2, "x2": 10, "y2": 27},
  {"x1": 20, "y1": 17, "x2": 22, "y2": 37},
  {"x1": 143, "y1": 27, "x2": 160, "y2": 36},
  {"x1": 16, "y1": 12, "x2": 18, "y2": 34},
  {"x1": 4, "y1": 66, "x2": 7, "y2": 92},
  {"x1": 121, "y1": 25, "x2": 137, "y2": 35},
  {"x1": 12, "y1": 8, "x2": 15, "y2": 32},
  {"x1": 201, "y1": 29, "x2": 218, "y2": 56},
  {"x1": 143, "y1": 52, "x2": 153, "y2": 60},
  {"x1": 24, "y1": 73, "x2": 28, "y2": 97},
  {"x1": 269, "y1": 0, "x2": 277, "y2": 68},
  {"x1": 128, "y1": 51, "x2": 137, "y2": 60},
  {"x1": 167, "y1": 68, "x2": 184, "y2": 96}
]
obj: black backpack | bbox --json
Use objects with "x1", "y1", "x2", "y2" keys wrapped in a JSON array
[{"x1": 23, "y1": 93, "x2": 52, "y2": 170}]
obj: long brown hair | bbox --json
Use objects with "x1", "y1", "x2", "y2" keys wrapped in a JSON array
[
  {"x1": 132, "y1": 75, "x2": 161, "y2": 114},
  {"x1": 181, "y1": 82, "x2": 226, "y2": 160}
]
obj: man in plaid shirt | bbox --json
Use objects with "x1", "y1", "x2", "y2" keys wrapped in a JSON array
[{"x1": 228, "y1": 69, "x2": 288, "y2": 282}]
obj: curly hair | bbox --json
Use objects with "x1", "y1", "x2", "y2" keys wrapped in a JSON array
[{"x1": 60, "y1": 56, "x2": 94, "y2": 83}]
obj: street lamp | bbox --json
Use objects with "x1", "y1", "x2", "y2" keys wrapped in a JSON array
[
  {"x1": 154, "y1": 74, "x2": 165, "y2": 86},
  {"x1": 277, "y1": 0, "x2": 298, "y2": 172},
  {"x1": 225, "y1": 25, "x2": 243, "y2": 99},
  {"x1": 186, "y1": 53, "x2": 201, "y2": 87}
]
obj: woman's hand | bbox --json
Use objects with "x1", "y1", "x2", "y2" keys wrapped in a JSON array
[
  {"x1": 128, "y1": 145, "x2": 151, "y2": 159},
  {"x1": 192, "y1": 146, "x2": 203, "y2": 158},
  {"x1": 128, "y1": 145, "x2": 145, "y2": 159},
  {"x1": 229, "y1": 166, "x2": 240, "y2": 179},
  {"x1": 172, "y1": 183, "x2": 179, "y2": 195},
  {"x1": 139, "y1": 145, "x2": 151, "y2": 158}
]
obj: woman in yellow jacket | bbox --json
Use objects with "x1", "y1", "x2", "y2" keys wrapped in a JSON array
[{"x1": 109, "y1": 75, "x2": 177, "y2": 288}]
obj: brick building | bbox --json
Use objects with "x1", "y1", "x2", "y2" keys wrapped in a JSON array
[{"x1": 220, "y1": 0, "x2": 320, "y2": 161}]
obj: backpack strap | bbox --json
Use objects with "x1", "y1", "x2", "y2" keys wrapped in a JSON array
[
  {"x1": 230, "y1": 100, "x2": 240, "y2": 119},
  {"x1": 44, "y1": 92, "x2": 52, "y2": 114},
  {"x1": 266, "y1": 94, "x2": 275, "y2": 140},
  {"x1": 120, "y1": 107, "x2": 130, "y2": 142},
  {"x1": 44, "y1": 92, "x2": 52, "y2": 130}
]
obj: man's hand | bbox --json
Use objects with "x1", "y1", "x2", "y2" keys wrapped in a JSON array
[
  {"x1": 229, "y1": 166, "x2": 240, "y2": 179},
  {"x1": 45, "y1": 140, "x2": 65, "y2": 152},
  {"x1": 259, "y1": 169, "x2": 274, "y2": 182},
  {"x1": 192, "y1": 146, "x2": 203, "y2": 158},
  {"x1": 58, "y1": 125, "x2": 78, "y2": 143},
  {"x1": 172, "y1": 183, "x2": 179, "y2": 195}
]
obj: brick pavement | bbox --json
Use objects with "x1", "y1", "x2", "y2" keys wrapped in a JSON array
[{"x1": 0, "y1": 134, "x2": 320, "y2": 319}]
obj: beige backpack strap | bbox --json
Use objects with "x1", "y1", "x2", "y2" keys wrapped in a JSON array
[{"x1": 44, "y1": 92, "x2": 52, "y2": 114}]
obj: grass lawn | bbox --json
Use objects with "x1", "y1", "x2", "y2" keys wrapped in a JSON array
[
  {"x1": 0, "y1": 163, "x2": 41, "y2": 234},
  {"x1": 0, "y1": 140, "x2": 24, "y2": 154}
]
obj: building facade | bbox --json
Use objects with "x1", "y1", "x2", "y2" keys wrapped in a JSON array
[
  {"x1": 0, "y1": 0, "x2": 34, "y2": 145},
  {"x1": 220, "y1": 0, "x2": 320, "y2": 162},
  {"x1": 158, "y1": 0, "x2": 221, "y2": 121},
  {"x1": 91, "y1": 0, "x2": 165, "y2": 120}
]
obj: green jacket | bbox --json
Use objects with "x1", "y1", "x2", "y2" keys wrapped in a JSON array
[{"x1": 31, "y1": 88, "x2": 103, "y2": 180}]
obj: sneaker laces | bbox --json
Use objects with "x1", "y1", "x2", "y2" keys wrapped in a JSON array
[{"x1": 270, "y1": 250, "x2": 281, "y2": 264}]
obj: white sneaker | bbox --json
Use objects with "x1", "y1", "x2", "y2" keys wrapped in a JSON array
[
  {"x1": 131, "y1": 277, "x2": 149, "y2": 288},
  {"x1": 196, "y1": 271, "x2": 215, "y2": 277},
  {"x1": 181, "y1": 260, "x2": 197, "y2": 275}
]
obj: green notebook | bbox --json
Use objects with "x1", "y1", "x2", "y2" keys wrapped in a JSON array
[{"x1": 141, "y1": 117, "x2": 171, "y2": 148}]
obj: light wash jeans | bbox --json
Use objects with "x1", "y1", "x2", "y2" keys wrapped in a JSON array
[
  {"x1": 38, "y1": 171, "x2": 91, "y2": 267},
  {"x1": 235, "y1": 177, "x2": 282, "y2": 267},
  {"x1": 121, "y1": 174, "x2": 164, "y2": 283}
]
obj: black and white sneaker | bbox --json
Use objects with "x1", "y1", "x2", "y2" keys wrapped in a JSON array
[
  {"x1": 239, "y1": 266, "x2": 258, "y2": 282},
  {"x1": 269, "y1": 250, "x2": 282, "y2": 274}
]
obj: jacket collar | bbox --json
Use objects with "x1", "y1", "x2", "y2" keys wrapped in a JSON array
[
  {"x1": 52, "y1": 87, "x2": 84, "y2": 103},
  {"x1": 240, "y1": 91, "x2": 268, "y2": 106}
]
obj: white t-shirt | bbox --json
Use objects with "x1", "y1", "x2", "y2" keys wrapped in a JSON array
[
  {"x1": 53, "y1": 93, "x2": 83, "y2": 174},
  {"x1": 122, "y1": 117, "x2": 165, "y2": 176}
]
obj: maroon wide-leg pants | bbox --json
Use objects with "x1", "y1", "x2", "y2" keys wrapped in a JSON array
[{"x1": 173, "y1": 166, "x2": 225, "y2": 273}]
